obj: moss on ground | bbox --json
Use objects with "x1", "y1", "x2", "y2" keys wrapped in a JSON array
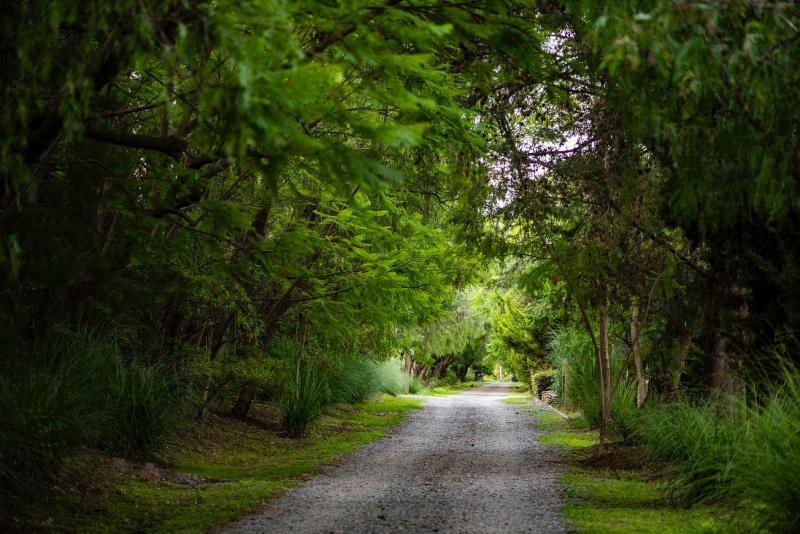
[
  {"x1": 513, "y1": 399, "x2": 739, "y2": 533},
  {"x1": 9, "y1": 395, "x2": 421, "y2": 533}
]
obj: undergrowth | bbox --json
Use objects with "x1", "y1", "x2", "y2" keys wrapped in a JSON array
[
  {"x1": 640, "y1": 364, "x2": 800, "y2": 531},
  {"x1": 5, "y1": 395, "x2": 421, "y2": 532},
  {"x1": 0, "y1": 330, "x2": 183, "y2": 493}
]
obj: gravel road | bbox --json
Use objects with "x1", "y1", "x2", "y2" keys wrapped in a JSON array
[{"x1": 224, "y1": 383, "x2": 566, "y2": 533}]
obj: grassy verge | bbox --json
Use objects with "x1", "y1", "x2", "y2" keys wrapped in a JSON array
[
  {"x1": 516, "y1": 397, "x2": 744, "y2": 534},
  {"x1": 7, "y1": 395, "x2": 421, "y2": 533},
  {"x1": 417, "y1": 380, "x2": 484, "y2": 396}
]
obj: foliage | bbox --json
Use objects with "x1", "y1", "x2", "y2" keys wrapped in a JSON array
[
  {"x1": 474, "y1": 287, "x2": 552, "y2": 383},
  {"x1": 3, "y1": 0, "x2": 800, "y2": 524},
  {"x1": 7, "y1": 396, "x2": 421, "y2": 532},
  {"x1": 641, "y1": 364, "x2": 800, "y2": 530},
  {"x1": 408, "y1": 376, "x2": 424, "y2": 395},
  {"x1": 328, "y1": 356, "x2": 406, "y2": 404},
  {"x1": 0, "y1": 330, "x2": 183, "y2": 491},
  {"x1": 548, "y1": 325, "x2": 638, "y2": 440},
  {"x1": 530, "y1": 368, "x2": 557, "y2": 398},
  {"x1": 404, "y1": 288, "x2": 488, "y2": 381},
  {"x1": 280, "y1": 367, "x2": 329, "y2": 437},
  {"x1": 548, "y1": 326, "x2": 602, "y2": 427}
]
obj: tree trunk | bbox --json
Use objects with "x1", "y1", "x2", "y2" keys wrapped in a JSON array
[
  {"x1": 196, "y1": 312, "x2": 236, "y2": 419},
  {"x1": 705, "y1": 325, "x2": 733, "y2": 393},
  {"x1": 432, "y1": 354, "x2": 454, "y2": 379},
  {"x1": 577, "y1": 297, "x2": 606, "y2": 451},
  {"x1": 631, "y1": 302, "x2": 647, "y2": 407},
  {"x1": 456, "y1": 364, "x2": 469, "y2": 382},
  {"x1": 598, "y1": 302, "x2": 612, "y2": 450},
  {"x1": 230, "y1": 381, "x2": 258, "y2": 419},
  {"x1": 404, "y1": 350, "x2": 414, "y2": 376},
  {"x1": 703, "y1": 286, "x2": 736, "y2": 395},
  {"x1": 672, "y1": 332, "x2": 692, "y2": 392}
]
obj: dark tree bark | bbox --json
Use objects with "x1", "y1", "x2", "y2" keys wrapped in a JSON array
[{"x1": 229, "y1": 381, "x2": 258, "y2": 419}]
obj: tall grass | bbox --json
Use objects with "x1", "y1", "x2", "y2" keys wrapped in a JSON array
[
  {"x1": 641, "y1": 364, "x2": 800, "y2": 531},
  {"x1": 0, "y1": 330, "x2": 183, "y2": 490},
  {"x1": 548, "y1": 326, "x2": 638, "y2": 440},
  {"x1": 328, "y1": 355, "x2": 406, "y2": 403},
  {"x1": 281, "y1": 356, "x2": 408, "y2": 436},
  {"x1": 549, "y1": 326, "x2": 602, "y2": 426},
  {"x1": 281, "y1": 366, "x2": 328, "y2": 437},
  {"x1": 408, "y1": 375, "x2": 424, "y2": 394}
]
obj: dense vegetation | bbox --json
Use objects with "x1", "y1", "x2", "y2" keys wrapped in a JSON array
[{"x1": 2, "y1": 0, "x2": 800, "y2": 531}]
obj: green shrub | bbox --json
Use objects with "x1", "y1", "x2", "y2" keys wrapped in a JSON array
[
  {"x1": 530, "y1": 368, "x2": 557, "y2": 398},
  {"x1": 373, "y1": 359, "x2": 406, "y2": 396},
  {"x1": 328, "y1": 355, "x2": 378, "y2": 404},
  {"x1": 281, "y1": 366, "x2": 328, "y2": 437},
  {"x1": 610, "y1": 378, "x2": 639, "y2": 443},
  {"x1": 99, "y1": 360, "x2": 184, "y2": 457},
  {"x1": 640, "y1": 364, "x2": 800, "y2": 530},
  {"x1": 548, "y1": 327, "x2": 602, "y2": 427},
  {"x1": 408, "y1": 375, "x2": 424, "y2": 394},
  {"x1": 0, "y1": 330, "x2": 183, "y2": 491},
  {"x1": 548, "y1": 326, "x2": 637, "y2": 437},
  {"x1": 328, "y1": 355, "x2": 408, "y2": 403}
]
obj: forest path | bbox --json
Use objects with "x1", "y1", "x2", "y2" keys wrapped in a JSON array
[{"x1": 224, "y1": 383, "x2": 566, "y2": 533}]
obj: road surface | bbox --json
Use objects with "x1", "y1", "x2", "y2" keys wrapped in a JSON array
[{"x1": 225, "y1": 383, "x2": 566, "y2": 533}]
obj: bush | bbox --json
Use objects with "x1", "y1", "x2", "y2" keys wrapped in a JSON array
[
  {"x1": 99, "y1": 359, "x2": 184, "y2": 456},
  {"x1": 640, "y1": 364, "x2": 800, "y2": 530},
  {"x1": 0, "y1": 330, "x2": 183, "y2": 491},
  {"x1": 281, "y1": 366, "x2": 328, "y2": 437},
  {"x1": 408, "y1": 375, "x2": 424, "y2": 394},
  {"x1": 530, "y1": 368, "x2": 557, "y2": 399},
  {"x1": 328, "y1": 355, "x2": 406, "y2": 403},
  {"x1": 373, "y1": 359, "x2": 406, "y2": 396},
  {"x1": 548, "y1": 326, "x2": 638, "y2": 439},
  {"x1": 610, "y1": 379, "x2": 639, "y2": 443},
  {"x1": 548, "y1": 327, "x2": 602, "y2": 426}
]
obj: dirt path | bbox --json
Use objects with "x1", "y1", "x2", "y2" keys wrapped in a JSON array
[{"x1": 224, "y1": 383, "x2": 566, "y2": 533}]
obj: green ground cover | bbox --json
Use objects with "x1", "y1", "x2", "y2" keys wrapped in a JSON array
[
  {"x1": 417, "y1": 381, "x2": 484, "y2": 396},
  {"x1": 518, "y1": 399, "x2": 746, "y2": 533},
  {"x1": 7, "y1": 395, "x2": 420, "y2": 533}
]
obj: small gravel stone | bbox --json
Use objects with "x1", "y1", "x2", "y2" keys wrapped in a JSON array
[{"x1": 225, "y1": 383, "x2": 566, "y2": 533}]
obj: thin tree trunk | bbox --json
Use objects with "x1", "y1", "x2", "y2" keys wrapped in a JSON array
[
  {"x1": 704, "y1": 300, "x2": 734, "y2": 394},
  {"x1": 295, "y1": 312, "x2": 308, "y2": 384},
  {"x1": 577, "y1": 296, "x2": 606, "y2": 451},
  {"x1": 672, "y1": 332, "x2": 692, "y2": 392},
  {"x1": 598, "y1": 302, "x2": 611, "y2": 450},
  {"x1": 631, "y1": 302, "x2": 647, "y2": 407},
  {"x1": 197, "y1": 312, "x2": 236, "y2": 419}
]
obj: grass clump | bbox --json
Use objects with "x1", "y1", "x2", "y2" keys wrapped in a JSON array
[
  {"x1": 515, "y1": 397, "x2": 737, "y2": 533},
  {"x1": 640, "y1": 365, "x2": 800, "y2": 530},
  {"x1": 408, "y1": 375, "x2": 424, "y2": 394},
  {"x1": 328, "y1": 356, "x2": 406, "y2": 404},
  {"x1": 282, "y1": 356, "x2": 409, "y2": 436},
  {"x1": 0, "y1": 330, "x2": 183, "y2": 491},
  {"x1": 547, "y1": 326, "x2": 639, "y2": 442},
  {"x1": 281, "y1": 367, "x2": 328, "y2": 437}
]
